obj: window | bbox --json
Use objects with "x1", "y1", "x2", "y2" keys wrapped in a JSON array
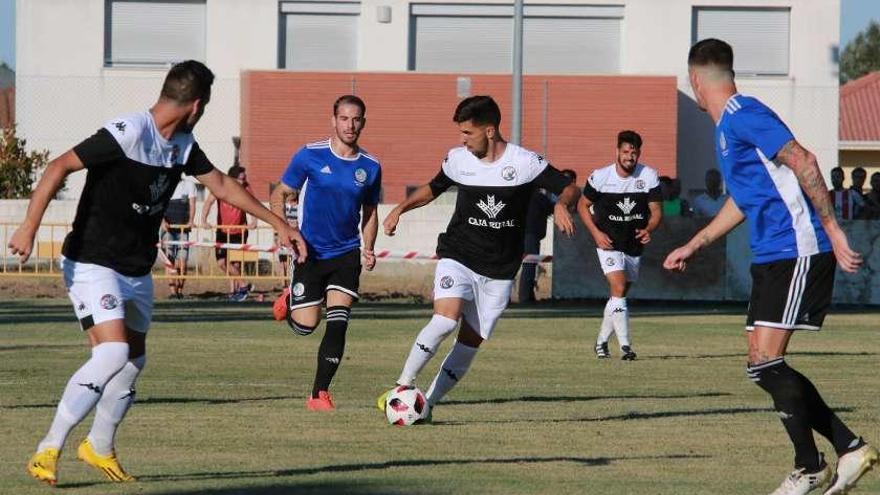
[
  {"x1": 693, "y1": 7, "x2": 790, "y2": 76},
  {"x1": 409, "y1": 4, "x2": 622, "y2": 74},
  {"x1": 105, "y1": 0, "x2": 206, "y2": 66},
  {"x1": 279, "y1": 1, "x2": 360, "y2": 70}
]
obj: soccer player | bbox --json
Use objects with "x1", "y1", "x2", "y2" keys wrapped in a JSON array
[
  {"x1": 270, "y1": 95, "x2": 381, "y2": 412},
  {"x1": 8, "y1": 60, "x2": 306, "y2": 486},
  {"x1": 576, "y1": 130, "x2": 662, "y2": 361},
  {"x1": 377, "y1": 95, "x2": 578, "y2": 421},
  {"x1": 664, "y1": 39, "x2": 877, "y2": 495}
]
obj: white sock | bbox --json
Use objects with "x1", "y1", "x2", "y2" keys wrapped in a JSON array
[
  {"x1": 425, "y1": 342, "x2": 479, "y2": 406},
  {"x1": 397, "y1": 315, "x2": 458, "y2": 386},
  {"x1": 597, "y1": 298, "x2": 616, "y2": 344},
  {"x1": 37, "y1": 342, "x2": 129, "y2": 452},
  {"x1": 609, "y1": 296, "x2": 630, "y2": 348},
  {"x1": 87, "y1": 354, "x2": 146, "y2": 455}
]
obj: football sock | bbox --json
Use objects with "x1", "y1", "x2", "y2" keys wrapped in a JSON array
[
  {"x1": 748, "y1": 358, "x2": 822, "y2": 471},
  {"x1": 38, "y1": 342, "x2": 130, "y2": 452},
  {"x1": 425, "y1": 341, "x2": 479, "y2": 406},
  {"x1": 398, "y1": 314, "x2": 458, "y2": 386},
  {"x1": 609, "y1": 296, "x2": 630, "y2": 347},
  {"x1": 312, "y1": 306, "x2": 350, "y2": 398},
  {"x1": 597, "y1": 298, "x2": 616, "y2": 344},
  {"x1": 87, "y1": 354, "x2": 145, "y2": 456},
  {"x1": 788, "y1": 366, "x2": 861, "y2": 455}
]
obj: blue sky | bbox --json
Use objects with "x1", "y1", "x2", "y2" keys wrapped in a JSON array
[
  {"x1": 0, "y1": 0, "x2": 13, "y2": 70},
  {"x1": 0, "y1": 1, "x2": 879, "y2": 71}
]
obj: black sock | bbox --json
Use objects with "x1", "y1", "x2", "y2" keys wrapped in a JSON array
[
  {"x1": 789, "y1": 367, "x2": 862, "y2": 455},
  {"x1": 312, "y1": 306, "x2": 350, "y2": 398},
  {"x1": 748, "y1": 358, "x2": 822, "y2": 471}
]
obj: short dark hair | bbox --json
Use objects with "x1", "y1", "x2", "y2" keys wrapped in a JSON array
[
  {"x1": 160, "y1": 60, "x2": 215, "y2": 104},
  {"x1": 453, "y1": 95, "x2": 501, "y2": 128},
  {"x1": 852, "y1": 166, "x2": 867, "y2": 176},
  {"x1": 228, "y1": 165, "x2": 245, "y2": 178},
  {"x1": 688, "y1": 39, "x2": 735, "y2": 77},
  {"x1": 617, "y1": 130, "x2": 643, "y2": 149},
  {"x1": 333, "y1": 95, "x2": 366, "y2": 116}
]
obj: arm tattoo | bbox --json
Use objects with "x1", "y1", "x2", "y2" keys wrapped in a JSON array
[{"x1": 776, "y1": 139, "x2": 835, "y2": 220}]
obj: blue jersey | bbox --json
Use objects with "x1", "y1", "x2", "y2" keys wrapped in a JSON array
[
  {"x1": 280, "y1": 139, "x2": 382, "y2": 260},
  {"x1": 715, "y1": 94, "x2": 830, "y2": 263}
]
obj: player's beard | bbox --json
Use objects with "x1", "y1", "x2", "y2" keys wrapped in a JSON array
[{"x1": 617, "y1": 159, "x2": 636, "y2": 175}]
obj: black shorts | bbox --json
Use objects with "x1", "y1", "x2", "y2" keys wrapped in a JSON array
[
  {"x1": 216, "y1": 230, "x2": 247, "y2": 260},
  {"x1": 289, "y1": 249, "x2": 362, "y2": 309},
  {"x1": 746, "y1": 252, "x2": 835, "y2": 331}
]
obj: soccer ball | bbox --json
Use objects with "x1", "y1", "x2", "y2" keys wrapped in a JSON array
[{"x1": 384, "y1": 386, "x2": 427, "y2": 426}]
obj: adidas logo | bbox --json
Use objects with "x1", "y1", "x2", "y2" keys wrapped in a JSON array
[
  {"x1": 320, "y1": 165, "x2": 332, "y2": 174},
  {"x1": 324, "y1": 357, "x2": 341, "y2": 364}
]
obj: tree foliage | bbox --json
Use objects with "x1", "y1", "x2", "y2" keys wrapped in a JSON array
[
  {"x1": 0, "y1": 125, "x2": 51, "y2": 199},
  {"x1": 840, "y1": 21, "x2": 880, "y2": 84}
]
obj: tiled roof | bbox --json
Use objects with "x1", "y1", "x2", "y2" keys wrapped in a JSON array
[{"x1": 840, "y1": 72, "x2": 880, "y2": 141}]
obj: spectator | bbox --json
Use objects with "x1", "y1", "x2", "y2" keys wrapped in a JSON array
[
  {"x1": 160, "y1": 177, "x2": 197, "y2": 299},
  {"x1": 829, "y1": 166, "x2": 863, "y2": 220},
  {"x1": 201, "y1": 164, "x2": 256, "y2": 301},
  {"x1": 277, "y1": 192, "x2": 298, "y2": 282},
  {"x1": 659, "y1": 176, "x2": 691, "y2": 217},
  {"x1": 518, "y1": 169, "x2": 576, "y2": 303},
  {"x1": 692, "y1": 169, "x2": 729, "y2": 217},
  {"x1": 851, "y1": 167, "x2": 868, "y2": 218},
  {"x1": 864, "y1": 172, "x2": 880, "y2": 220}
]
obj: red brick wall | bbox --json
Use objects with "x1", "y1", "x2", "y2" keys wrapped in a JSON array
[
  {"x1": 0, "y1": 87, "x2": 14, "y2": 129},
  {"x1": 241, "y1": 72, "x2": 677, "y2": 202}
]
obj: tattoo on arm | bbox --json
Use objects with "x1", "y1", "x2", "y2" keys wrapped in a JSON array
[{"x1": 776, "y1": 139, "x2": 835, "y2": 220}]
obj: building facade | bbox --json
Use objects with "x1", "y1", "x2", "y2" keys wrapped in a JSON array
[{"x1": 17, "y1": 0, "x2": 840, "y2": 199}]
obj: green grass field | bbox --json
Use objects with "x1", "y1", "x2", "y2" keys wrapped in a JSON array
[{"x1": 1, "y1": 299, "x2": 878, "y2": 495}]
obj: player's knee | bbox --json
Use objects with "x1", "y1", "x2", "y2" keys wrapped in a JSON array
[
  {"x1": 287, "y1": 315, "x2": 317, "y2": 336},
  {"x1": 456, "y1": 324, "x2": 483, "y2": 348},
  {"x1": 92, "y1": 342, "x2": 131, "y2": 375}
]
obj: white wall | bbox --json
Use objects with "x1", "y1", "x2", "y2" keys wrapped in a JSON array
[{"x1": 17, "y1": 0, "x2": 840, "y2": 200}]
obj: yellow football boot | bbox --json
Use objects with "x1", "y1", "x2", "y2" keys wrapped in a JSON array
[
  {"x1": 77, "y1": 439, "x2": 135, "y2": 482},
  {"x1": 26, "y1": 447, "x2": 60, "y2": 485}
]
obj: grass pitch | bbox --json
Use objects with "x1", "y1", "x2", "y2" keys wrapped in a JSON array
[{"x1": 1, "y1": 298, "x2": 878, "y2": 495}]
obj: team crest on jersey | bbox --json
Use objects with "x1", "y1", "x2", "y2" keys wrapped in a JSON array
[
  {"x1": 354, "y1": 168, "x2": 367, "y2": 185},
  {"x1": 501, "y1": 166, "x2": 517, "y2": 181},
  {"x1": 635, "y1": 179, "x2": 645, "y2": 190},
  {"x1": 292, "y1": 283, "x2": 305, "y2": 297},
  {"x1": 439, "y1": 276, "x2": 454, "y2": 289},
  {"x1": 606, "y1": 257, "x2": 615, "y2": 267},
  {"x1": 100, "y1": 294, "x2": 119, "y2": 310},
  {"x1": 476, "y1": 195, "x2": 506, "y2": 219}
]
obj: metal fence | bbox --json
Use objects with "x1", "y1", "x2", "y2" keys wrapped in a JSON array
[{"x1": 0, "y1": 222, "x2": 288, "y2": 280}]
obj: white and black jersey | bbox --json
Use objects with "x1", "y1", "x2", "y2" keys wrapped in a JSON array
[
  {"x1": 64, "y1": 111, "x2": 214, "y2": 276},
  {"x1": 583, "y1": 163, "x2": 661, "y2": 256},
  {"x1": 429, "y1": 144, "x2": 571, "y2": 280}
]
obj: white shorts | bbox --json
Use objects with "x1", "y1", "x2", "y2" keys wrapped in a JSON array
[
  {"x1": 596, "y1": 248, "x2": 641, "y2": 282},
  {"x1": 61, "y1": 257, "x2": 153, "y2": 333},
  {"x1": 433, "y1": 258, "x2": 513, "y2": 340}
]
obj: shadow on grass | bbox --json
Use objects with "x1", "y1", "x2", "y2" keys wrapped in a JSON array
[
  {"x1": 61, "y1": 453, "x2": 709, "y2": 490},
  {"x1": 1, "y1": 395, "x2": 295, "y2": 410},
  {"x1": 437, "y1": 406, "x2": 855, "y2": 426},
  {"x1": 442, "y1": 391, "x2": 731, "y2": 406},
  {"x1": 4, "y1": 298, "x2": 880, "y2": 325},
  {"x1": 647, "y1": 351, "x2": 878, "y2": 360}
]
